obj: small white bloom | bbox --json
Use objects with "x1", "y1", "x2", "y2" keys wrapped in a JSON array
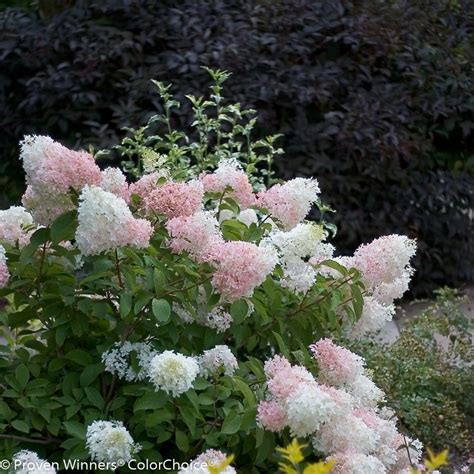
[
  {"x1": 0, "y1": 206, "x2": 34, "y2": 246},
  {"x1": 149, "y1": 350, "x2": 199, "y2": 397},
  {"x1": 237, "y1": 209, "x2": 258, "y2": 226},
  {"x1": 12, "y1": 450, "x2": 56, "y2": 474},
  {"x1": 102, "y1": 341, "x2": 157, "y2": 382},
  {"x1": 286, "y1": 383, "x2": 337, "y2": 436},
  {"x1": 199, "y1": 345, "x2": 238, "y2": 378},
  {"x1": 86, "y1": 420, "x2": 140, "y2": 463},
  {"x1": 179, "y1": 449, "x2": 236, "y2": 474}
]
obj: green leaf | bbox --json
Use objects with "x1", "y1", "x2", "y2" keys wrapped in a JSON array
[
  {"x1": 152, "y1": 298, "x2": 171, "y2": 324},
  {"x1": 120, "y1": 293, "x2": 133, "y2": 319},
  {"x1": 134, "y1": 392, "x2": 167, "y2": 412},
  {"x1": 153, "y1": 269, "x2": 166, "y2": 294},
  {"x1": 85, "y1": 387, "x2": 105, "y2": 410},
  {"x1": 232, "y1": 377, "x2": 255, "y2": 405},
  {"x1": 15, "y1": 364, "x2": 30, "y2": 389},
  {"x1": 230, "y1": 300, "x2": 249, "y2": 321},
  {"x1": 272, "y1": 331, "x2": 289, "y2": 358},
  {"x1": 65, "y1": 350, "x2": 93, "y2": 366},
  {"x1": 175, "y1": 429, "x2": 189, "y2": 452},
  {"x1": 80, "y1": 364, "x2": 103, "y2": 387},
  {"x1": 221, "y1": 412, "x2": 242, "y2": 434},
  {"x1": 50, "y1": 210, "x2": 78, "y2": 244},
  {"x1": 29, "y1": 227, "x2": 50, "y2": 247},
  {"x1": 63, "y1": 420, "x2": 86, "y2": 440},
  {"x1": 12, "y1": 419, "x2": 30, "y2": 433}
]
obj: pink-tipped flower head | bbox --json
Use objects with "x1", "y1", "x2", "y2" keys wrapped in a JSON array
[
  {"x1": 352, "y1": 235, "x2": 416, "y2": 295},
  {"x1": 257, "y1": 177, "x2": 320, "y2": 229},
  {"x1": 310, "y1": 338, "x2": 365, "y2": 385},
  {"x1": 200, "y1": 158, "x2": 256, "y2": 208},
  {"x1": 257, "y1": 400, "x2": 287, "y2": 433},
  {"x1": 20, "y1": 135, "x2": 101, "y2": 195},
  {"x1": 144, "y1": 180, "x2": 203, "y2": 219},
  {"x1": 203, "y1": 241, "x2": 277, "y2": 301},
  {"x1": 166, "y1": 211, "x2": 223, "y2": 260}
]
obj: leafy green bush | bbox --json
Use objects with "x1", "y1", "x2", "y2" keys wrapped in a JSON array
[
  {"x1": 0, "y1": 74, "x2": 366, "y2": 467},
  {"x1": 349, "y1": 288, "x2": 474, "y2": 460}
]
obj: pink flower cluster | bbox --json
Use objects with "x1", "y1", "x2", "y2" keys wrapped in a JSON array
[
  {"x1": 20, "y1": 135, "x2": 101, "y2": 224},
  {"x1": 257, "y1": 177, "x2": 320, "y2": 229},
  {"x1": 200, "y1": 159, "x2": 256, "y2": 208},
  {"x1": 341, "y1": 235, "x2": 416, "y2": 337},
  {"x1": 179, "y1": 449, "x2": 236, "y2": 474},
  {"x1": 129, "y1": 172, "x2": 161, "y2": 202},
  {"x1": 203, "y1": 241, "x2": 277, "y2": 301},
  {"x1": 0, "y1": 246, "x2": 9, "y2": 288},
  {"x1": 309, "y1": 338, "x2": 365, "y2": 385},
  {"x1": 257, "y1": 340, "x2": 421, "y2": 473},
  {"x1": 144, "y1": 180, "x2": 203, "y2": 219},
  {"x1": 166, "y1": 211, "x2": 222, "y2": 260}
]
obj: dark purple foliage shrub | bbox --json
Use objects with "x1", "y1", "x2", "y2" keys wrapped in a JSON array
[{"x1": 0, "y1": 0, "x2": 472, "y2": 293}]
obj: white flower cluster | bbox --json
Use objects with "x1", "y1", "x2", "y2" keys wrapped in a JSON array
[
  {"x1": 76, "y1": 185, "x2": 152, "y2": 256},
  {"x1": 263, "y1": 223, "x2": 334, "y2": 294},
  {"x1": 0, "y1": 206, "x2": 34, "y2": 247},
  {"x1": 172, "y1": 290, "x2": 234, "y2": 333},
  {"x1": 86, "y1": 420, "x2": 141, "y2": 463},
  {"x1": 259, "y1": 341, "x2": 423, "y2": 473},
  {"x1": 12, "y1": 450, "x2": 56, "y2": 474},
  {"x1": 100, "y1": 167, "x2": 130, "y2": 201},
  {"x1": 286, "y1": 383, "x2": 337, "y2": 436},
  {"x1": 198, "y1": 345, "x2": 238, "y2": 378},
  {"x1": 179, "y1": 449, "x2": 236, "y2": 474},
  {"x1": 342, "y1": 234, "x2": 417, "y2": 337},
  {"x1": 101, "y1": 341, "x2": 157, "y2": 382},
  {"x1": 148, "y1": 350, "x2": 200, "y2": 397}
]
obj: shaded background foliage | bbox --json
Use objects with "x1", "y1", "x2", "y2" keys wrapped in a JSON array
[{"x1": 0, "y1": 0, "x2": 472, "y2": 295}]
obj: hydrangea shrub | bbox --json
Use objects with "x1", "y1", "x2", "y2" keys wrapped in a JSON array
[{"x1": 0, "y1": 72, "x2": 419, "y2": 472}]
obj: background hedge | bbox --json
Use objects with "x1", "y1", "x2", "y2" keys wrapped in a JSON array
[{"x1": 0, "y1": 0, "x2": 472, "y2": 294}]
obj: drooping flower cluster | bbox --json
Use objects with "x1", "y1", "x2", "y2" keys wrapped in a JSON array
[
  {"x1": 148, "y1": 350, "x2": 200, "y2": 397},
  {"x1": 76, "y1": 186, "x2": 153, "y2": 256},
  {"x1": 200, "y1": 158, "x2": 256, "y2": 208},
  {"x1": 344, "y1": 235, "x2": 417, "y2": 337},
  {"x1": 20, "y1": 135, "x2": 101, "y2": 224},
  {"x1": 198, "y1": 345, "x2": 238, "y2": 378},
  {"x1": 0, "y1": 245, "x2": 9, "y2": 288},
  {"x1": 0, "y1": 206, "x2": 34, "y2": 246},
  {"x1": 263, "y1": 223, "x2": 334, "y2": 294},
  {"x1": 101, "y1": 341, "x2": 157, "y2": 382},
  {"x1": 179, "y1": 449, "x2": 236, "y2": 474},
  {"x1": 258, "y1": 339, "x2": 421, "y2": 473},
  {"x1": 144, "y1": 180, "x2": 204, "y2": 218},
  {"x1": 86, "y1": 420, "x2": 141, "y2": 463},
  {"x1": 203, "y1": 241, "x2": 278, "y2": 301},
  {"x1": 12, "y1": 450, "x2": 56, "y2": 474},
  {"x1": 257, "y1": 177, "x2": 320, "y2": 230}
]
